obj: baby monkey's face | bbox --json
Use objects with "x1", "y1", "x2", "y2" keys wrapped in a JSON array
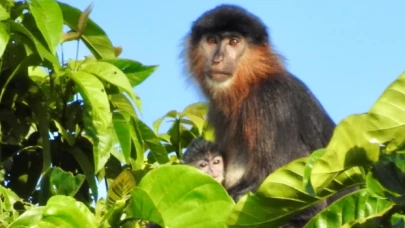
[{"x1": 193, "y1": 152, "x2": 224, "y2": 184}]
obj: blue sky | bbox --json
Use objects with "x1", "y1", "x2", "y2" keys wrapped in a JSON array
[{"x1": 61, "y1": 0, "x2": 405, "y2": 131}]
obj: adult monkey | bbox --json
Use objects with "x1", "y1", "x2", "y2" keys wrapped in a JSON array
[{"x1": 183, "y1": 4, "x2": 335, "y2": 224}]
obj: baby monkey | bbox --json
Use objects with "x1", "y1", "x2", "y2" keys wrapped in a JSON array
[{"x1": 182, "y1": 137, "x2": 225, "y2": 183}]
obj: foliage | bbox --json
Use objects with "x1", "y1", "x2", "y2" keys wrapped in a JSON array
[{"x1": 1, "y1": 0, "x2": 405, "y2": 227}]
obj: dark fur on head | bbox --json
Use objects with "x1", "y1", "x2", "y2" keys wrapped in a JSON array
[
  {"x1": 190, "y1": 4, "x2": 269, "y2": 45},
  {"x1": 182, "y1": 137, "x2": 221, "y2": 163}
]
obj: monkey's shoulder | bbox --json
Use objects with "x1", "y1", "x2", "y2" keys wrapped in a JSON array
[{"x1": 252, "y1": 72, "x2": 315, "y2": 101}]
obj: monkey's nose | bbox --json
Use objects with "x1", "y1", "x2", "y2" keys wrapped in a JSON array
[{"x1": 212, "y1": 52, "x2": 224, "y2": 63}]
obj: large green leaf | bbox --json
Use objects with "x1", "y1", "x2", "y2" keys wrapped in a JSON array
[
  {"x1": 28, "y1": 0, "x2": 63, "y2": 54},
  {"x1": 79, "y1": 60, "x2": 142, "y2": 112},
  {"x1": 130, "y1": 165, "x2": 234, "y2": 227},
  {"x1": 310, "y1": 114, "x2": 380, "y2": 192},
  {"x1": 305, "y1": 189, "x2": 393, "y2": 227},
  {"x1": 9, "y1": 195, "x2": 97, "y2": 228},
  {"x1": 0, "y1": 21, "x2": 10, "y2": 56},
  {"x1": 67, "y1": 70, "x2": 113, "y2": 172},
  {"x1": 367, "y1": 71, "x2": 405, "y2": 152},
  {"x1": 58, "y1": 2, "x2": 115, "y2": 59},
  {"x1": 102, "y1": 59, "x2": 158, "y2": 87},
  {"x1": 227, "y1": 158, "x2": 364, "y2": 227},
  {"x1": 68, "y1": 70, "x2": 111, "y2": 136}
]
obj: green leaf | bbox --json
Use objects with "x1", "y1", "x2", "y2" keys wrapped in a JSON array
[
  {"x1": 305, "y1": 189, "x2": 394, "y2": 228},
  {"x1": 106, "y1": 169, "x2": 136, "y2": 207},
  {"x1": 130, "y1": 165, "x2": 234, "y2": 227},
  {"x1": 0, "y1": 185, "x2": 20, "y2": 209},
  {"x1": 88, "y1": 123, "x2": 115, "y2": 174},
  {"x1": 137, "y1": 119, "x2": 169, "y2": 164},
  {"x1": 227, "y1": 158, "x2": 364, "y2": 227},
  {"x1": 0, "y1": 4, "x2": 10, "y2": 20},
  {"x1": 53, "y1": 120, "x2": 76, "y2": 146},
  {"x1": 48, "y1": 167, "x2": 85, "y2": 196},
  {"x1": 0, "y1": 21, "x2": 10, "y2": 56},
  {"x1": 9, "y1": 207, "x2": 47, "y2": 227},
  {"x1": 153, "y1": 110, "x2": 178, "y2": 134},
  {"x1": 11, "y1": 19, "x2": 61, "y2": 71},
  {"x1": 112, "y1": 112, "x2": 131, "y2": 164},
  {"x1": 181, "y1": 112, "x2": 205, "y2": 135},
  {"x1": 367, "y1": 161, "x2": 405, "y2": 204},
  {"x1": 68, "y1": 70, "x2": 111, "y2": 136},
  {"x1": 130, "y1": 116, "x2": 145, "y2": 169},
  {"x1": 28, "y1": 0, "x2": 63, "y2": 54},
  {"x1": 58, "y1": 2, "x2": 115, "y2": 59},
  {"x1": 391, "y1": 214, "x2": 405, "y2": 227},
  {"x1": 23, "y1": 59, "x2": 52, "y2": 174},
  {"x1": 80, "y1": 61, "x2": 142, "y2": 112},
  {"x1": 102, "y1": 59, "x2": 158, "y2": 87},
  {"x1": 367, "y1": 71, "x2": 405, "y2": 152},
  {"x1": 110, "y1": 93, "x2": 138, "y2": 118},
  {"x1": 202, "y1": 121, "x2": 215, "y2": 141},
  {"x1": 65, "y1": 69, "x2": 113, "y2": 172},
  {"x1": 77, "y1": 3, "x2": 93, "y2": 34},
  {"x1": 70, "y1": 145, "x2": 98, "y2": 201},
  {"x1": 303, "y1": 149, "x2": 326, "y2": 196},
  {"x1": 107, "y1": 200, "x2": 126, "y2": 227},
  {"x1": 10, "y1": 196, "x2": 97, "y2": 227},
  {"x1": 182, "y1": 102, "x2": 208, "y2": 119},
  {"x1": 311, "y1": 114, "x2": 380, "y2": 192},
  {"x1": 39, "y1": 167, "x2": 85, "y2": 203}
]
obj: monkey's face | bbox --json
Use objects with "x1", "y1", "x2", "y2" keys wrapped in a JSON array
[
  {"x1": 199, "y1": 32, "x2": 247, "y2": 87},
  {"x1": 194, "y1": 154, "x2": 224, "y2": 183}
]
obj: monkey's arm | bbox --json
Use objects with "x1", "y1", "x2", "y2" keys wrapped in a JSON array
[
  {"x1": 234, "y1": 73, "x2": 335, "y2": 192},
  {"x1": 259, "y1": 73, "x2": 335, "y2": 158}
]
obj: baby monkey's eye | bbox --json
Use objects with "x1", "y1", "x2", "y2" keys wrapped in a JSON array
[
  {"x1": 213, "y1": 159, "x2": 221, "y2": 165},
  {"x1": 198, "y1": 162, "x2": 208, "y2": 168},
  {"x1": 229, "y1": 38, "x2": 239, "y2": 46},
  {"x1": 206, "y1": 36, "x2": 217, "y2": 44}
]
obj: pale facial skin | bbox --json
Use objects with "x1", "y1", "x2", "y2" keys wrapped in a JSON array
[
  {"x1": 190, "y1": 153, "x2": 224, "y2": 183},
  {"x1": 199, "y1": 32, "x2": 247, "y2": 85}
]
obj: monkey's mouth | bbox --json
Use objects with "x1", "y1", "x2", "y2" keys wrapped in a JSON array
[
  {"x1": 208, "y1": 71, "x2": 232, "y2": 82},
  {"x1": 213, "y1": 175, "x2": 224, "y2": 182}
]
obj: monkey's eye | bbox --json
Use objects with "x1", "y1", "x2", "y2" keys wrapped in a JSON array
[
  {"x1": 198, "y1": 162, "x2": 208, "y2": 168},
  {"x1": 213, "y1": 158, "x2": 222, "y2": 165},
  {"x1": 229, "y1": 38, "x2": 239, "y2": 46},
  {"x1": 206, "y1": 36, "x2": 217, "y2": 44}
]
